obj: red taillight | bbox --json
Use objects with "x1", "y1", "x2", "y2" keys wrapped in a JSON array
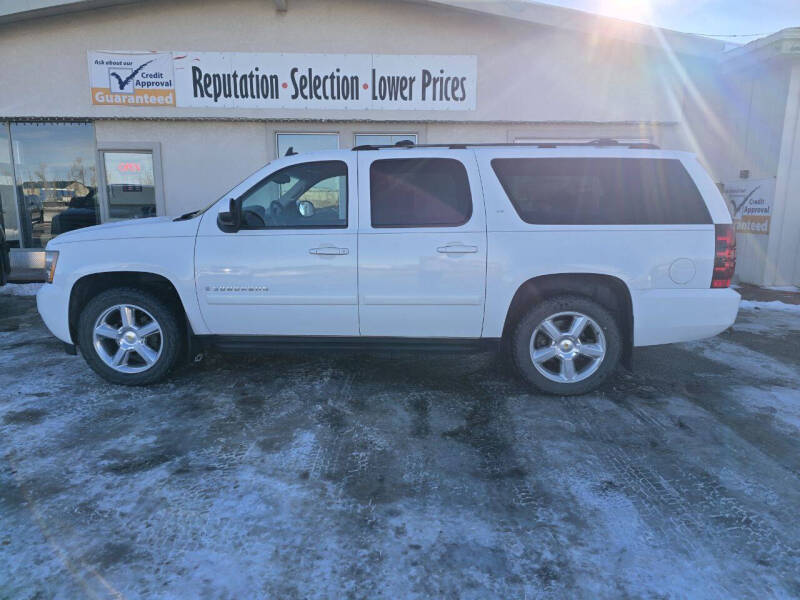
[{"x1": 711, "y1": 224, "x2": 736, "y2": 288}]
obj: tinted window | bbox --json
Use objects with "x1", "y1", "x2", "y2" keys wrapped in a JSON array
[
  {"x1": 240, "y1": 160, "x2": 347, "y2": 229},
  {"x1": 370, "y1": 158, "x2": 472, "y2": 228},
  {"x1": 491, "y1": 158, "x2": 711, "y2": 225}
]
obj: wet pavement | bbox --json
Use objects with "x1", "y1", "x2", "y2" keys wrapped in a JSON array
[{"x1": 1, "y1": 291, "x2": 799, "y2": 599}]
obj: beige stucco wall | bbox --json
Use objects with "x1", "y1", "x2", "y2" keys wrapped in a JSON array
[
  {"x1": 13, "y1": 0, "x2": 799, "y2": 283},
  {"x1": 767, "y1": 63, "x2": 800, "y2": 287},
  {"x1": 0, "y1": 0, "x2": 710, "y2": 216},
  {"x1": 95, "y1": 119, "x2": 680, "y2": 216},
  {"x1": 0, "y1": 0, "x2": 695, "y2": 124},
  {"x1": 682, "y1": 57, "x2": 798, "y2": 286}
]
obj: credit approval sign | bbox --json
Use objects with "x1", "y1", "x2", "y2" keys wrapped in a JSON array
[
  {"x1": 89, "y1": 52, "x2": 176, "y2": 106},
  {"x1": 89, "y1": 51, "x2": 476, "y2": 111},
  {"x1": 724, "y1": 178, "x2": 776, "y2": 235}
]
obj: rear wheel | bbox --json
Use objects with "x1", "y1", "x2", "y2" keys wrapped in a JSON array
[
  {"x1": 511, "y1": 295, "x2": 621, "y2": 395},
  {"x1": 77, "y1": 287, "x2": 183, "y2": 385}
]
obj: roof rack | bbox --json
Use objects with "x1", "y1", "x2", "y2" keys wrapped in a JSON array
[{"x1": 352, "y1": 138, "x2": 660, "y2": 151}]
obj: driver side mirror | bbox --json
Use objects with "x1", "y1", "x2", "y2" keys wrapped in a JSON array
[
  {"x1": 217, "y1": 197, "x2": 241, "y2": 233},
  {"x1": 298, "y1": 200, "x2": 315, "y2": 218}
]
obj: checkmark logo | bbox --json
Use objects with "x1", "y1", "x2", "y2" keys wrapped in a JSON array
[
  {"x1": 732, "y1": 185, "x2": 760, "y2": 217},
  {"x1": 108, "y1": 59, "x2": 154, "y2": 92}
]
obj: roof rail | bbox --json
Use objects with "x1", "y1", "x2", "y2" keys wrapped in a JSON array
[{"x1": 352, "y1": 138, "x2": 660, "y2": 151}]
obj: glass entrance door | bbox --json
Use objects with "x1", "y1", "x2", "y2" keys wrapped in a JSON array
[
  {"x1": 10, "y1": 122, "x2": 99, "y2": 248},
  {"x1": 100, "y1": 151, "x2": 158, "y2": 220}
]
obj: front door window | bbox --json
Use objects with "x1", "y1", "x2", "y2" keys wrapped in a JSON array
[{"x1": 240, "y1": 160, "x2": 347, "y2": 229}]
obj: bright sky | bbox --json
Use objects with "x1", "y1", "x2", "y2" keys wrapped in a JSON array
[{"x1": 536, "y1": 0, "x2": 800, "y2": 44}]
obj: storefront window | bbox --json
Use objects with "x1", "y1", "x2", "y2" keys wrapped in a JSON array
[
  {"x1": 0, "y1": 123, "x2": 20, "y2": 246},
  {"x1": 276, "y1": 133, "x2": 338, "y2": 157},
  {"x1": 11, "y1": 122, "x2": 99, "y2": 248},
  {"x1": 354, "y1": 133, "x2": 417, "y2": 147},
  {"x1": 102, "y1": 151, "x2": 157, "y2": 220}
]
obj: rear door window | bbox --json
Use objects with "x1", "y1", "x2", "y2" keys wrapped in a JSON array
[
  {"x1": 490, "y1": 157, "x2": 712, "y2": 225},
  {"x1": 370, "y1": 158, "x2": 472, "y2": 228}
]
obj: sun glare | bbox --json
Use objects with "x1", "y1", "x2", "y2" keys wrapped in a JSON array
[{"x1": 598, "y1": 0, "x2": 653, "y2": 24}]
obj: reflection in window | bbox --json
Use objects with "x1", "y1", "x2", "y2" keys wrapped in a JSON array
[
  {"x1": 11, "y1": 122, "x2": 98, "y2": 247},
  {"x1": 103, "y1": 151, "x2": 157, "y2": 220},
  {"x1": 0, "y1": 123, "x2": 20, "y2": 246},
  {"x1": 355, "y1": 134, "x2": 417, "y2": 147},
  {"x1": 276, "y1": 133, "x2": 338, "y2": 157},
  {"x1": 241, "y1": 161, "x2": 347, "y2": 229}
]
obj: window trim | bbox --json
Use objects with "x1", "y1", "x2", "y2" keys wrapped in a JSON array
[
  {"x1": 490, "y1": 156, "x2": 712, "y2": 226},
  {"x1": 274, "y1": 132, "x2": 339, "y2": 158},
  {"x1": 237, "y1": 159, "x2": 349, "y2": 231},
  {"x1": 369, "y1": 157, "x2": 473, "y2": 229},
  {"x1": 96, "y1": 141, "x2": 165, "y2": 223}
]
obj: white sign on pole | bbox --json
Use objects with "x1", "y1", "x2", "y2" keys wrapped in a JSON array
[{"x1": 89, "y1": 51, "x2": 477, "y2": 111}]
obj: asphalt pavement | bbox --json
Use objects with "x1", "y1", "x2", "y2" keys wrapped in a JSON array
[{"x1": 1, "y1": 289, "x2": 799, "y2": 599}]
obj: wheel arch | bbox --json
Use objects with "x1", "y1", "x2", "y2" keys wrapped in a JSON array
[
  {"x1": 68, "y1": 271, "x2": 193, "y2": 346},
  {"x1": 501, "y1": 273, "x2": 634, "y2": 367}
]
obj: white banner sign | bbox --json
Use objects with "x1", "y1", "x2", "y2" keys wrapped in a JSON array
[{"x1": 89, "y1": 51, "x2": 477, "y2": 111}]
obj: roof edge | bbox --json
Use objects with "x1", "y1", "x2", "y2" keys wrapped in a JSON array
[
  {"x1": 411, "y1": 0, "x2": 727, "y2": 58},
  {"x1": 721, "y1": 27, "x2": 800, "y2": 67},
  {"x1": 0, "y1": 0, "x2": 731, "y2": 58},
  {"x1": 0, "y1": 0, "x2": 139, "y2": 24}
]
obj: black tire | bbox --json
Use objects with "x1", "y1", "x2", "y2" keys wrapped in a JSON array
[
  {"x1": 77, "y1": 287, "x2": 183, "y2": 386},
  {"x1": 510, "y1": 294, "x2": 622, "y2": 396}
]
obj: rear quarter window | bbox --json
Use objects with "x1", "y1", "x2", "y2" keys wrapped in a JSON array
[{"x1": 490, "y1": 157, "x2": 712, "y2": 225}]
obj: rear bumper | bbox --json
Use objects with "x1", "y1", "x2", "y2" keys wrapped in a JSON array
[
  {"x1": 632, "y1": 287, "x2": 740, "y2": 347},
  {"x1": 36, "y1": 282, "x2": 72, "y2": 344}
]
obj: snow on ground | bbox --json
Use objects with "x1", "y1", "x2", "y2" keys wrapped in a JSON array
[
  {"x1": 740, "y1": 299, "x2": 800, "y2": 312},
  {"x1": 1, "y1": 294, "x2": 800, "y2": 598},
  {"x1": 0, "y1": 282, "x2": 42, "y2": 296}
]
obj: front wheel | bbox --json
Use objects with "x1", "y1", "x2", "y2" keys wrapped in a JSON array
[
  {"x1": 77, "y1": 287, "x2": 183, "y2": 385},
  {"x1": 511, "y1": 295, "x2": 622, "y2": 395}
]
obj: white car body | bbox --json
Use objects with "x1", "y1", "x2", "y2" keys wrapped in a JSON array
[{"x1": 37, "y1": 145, "x2": 740, "y2": 365}]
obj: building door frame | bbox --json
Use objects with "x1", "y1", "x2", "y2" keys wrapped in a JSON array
[
  {"x1": 96, "y1": 141, "x2": 165, "y2": 222},
  {"x1": 0, "y1": 121, "x2": 24, "y2": 248}
]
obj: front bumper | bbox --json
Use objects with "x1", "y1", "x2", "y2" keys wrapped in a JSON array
[
  {"x1": 633, "y1": 287, "x2": 741, "y2": 347},
  {"x1": 36, "y1": 282, "x2": 72, "y2": 344}
]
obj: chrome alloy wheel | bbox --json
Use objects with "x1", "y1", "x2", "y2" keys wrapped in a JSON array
[
  {"x1": 529, "y1": 311, "x2": 607, "y2": 384},
  {"x1": 92, "y1": 304, "x2": 163, "y2": 374}
]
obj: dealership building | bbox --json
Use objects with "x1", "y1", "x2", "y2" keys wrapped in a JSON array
[{"x1": 1, "y1": 0, "x2": 799, "y2": 286}]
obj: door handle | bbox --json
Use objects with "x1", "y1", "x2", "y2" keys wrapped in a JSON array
[
  {"x1": 309, "y1": 247, "x2": 349, "y2": 255},
  {"x1": 437, "y1": 244, "x2": 479, "y2": 254}
]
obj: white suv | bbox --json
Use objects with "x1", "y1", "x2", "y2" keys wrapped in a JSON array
[{"x1": 36, "y1": 140, "x2": 739, "y2": 395}]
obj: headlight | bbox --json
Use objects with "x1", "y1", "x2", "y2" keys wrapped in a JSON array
[{"x1": 44, "y1": 250, "x2": 59, "y2": 284}]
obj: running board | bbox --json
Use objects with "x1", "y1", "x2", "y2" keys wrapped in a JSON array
[{"x1": 201, "y1": 335, "x2": 501, "y2": 354}]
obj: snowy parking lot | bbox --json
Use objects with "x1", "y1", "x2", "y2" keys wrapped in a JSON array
[{"x1": 1, "y1": 288, "x2": 800, "y2": 599}]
